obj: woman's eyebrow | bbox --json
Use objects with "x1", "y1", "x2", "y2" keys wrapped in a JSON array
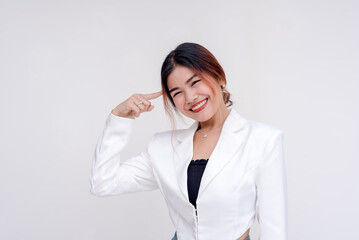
[{"x1": 169, "y1": 74, "x2": 197, "y2": 94}]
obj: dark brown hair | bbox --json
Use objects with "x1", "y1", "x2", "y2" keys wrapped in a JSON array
[{"x1": 161, "y1": 42, "x2": 233, "y2": 130}]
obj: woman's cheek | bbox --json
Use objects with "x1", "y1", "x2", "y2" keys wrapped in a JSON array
[
  {"x1": 174, "y1": 97, "x2": 184, "y2": 110},
  {"x1": 173, "y1": 98, "x2": 181, "y2": 109}
]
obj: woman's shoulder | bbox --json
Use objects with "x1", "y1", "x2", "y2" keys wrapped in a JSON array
[
  {"x1": 248, "y1": 120, "x2": 282, "y2": 134},
  {"x1": 229, "y1": 108, "x2": 283, "y2": 138},
  {"x1": 246, "y1": 119, "x2": 283, "y2": 145},
  {"x1": 149, "y1": 127, "x2": 187, "y2": 145}
]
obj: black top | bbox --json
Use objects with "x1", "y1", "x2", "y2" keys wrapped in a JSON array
[{"x1": 187, "y1": 158, "x2": 209, "y2": 208}]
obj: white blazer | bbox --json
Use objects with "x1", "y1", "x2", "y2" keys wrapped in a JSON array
[{"x1": 90, "y1": 108, "x2": 288, "y2": 240}]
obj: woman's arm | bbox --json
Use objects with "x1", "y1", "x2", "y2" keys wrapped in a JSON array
[
  {"x1": 255, "y1": 131, "x2": 288, "y2": 239},
  {"x1": 89, "y1": 112, "x2": 158, "y2": 196}
]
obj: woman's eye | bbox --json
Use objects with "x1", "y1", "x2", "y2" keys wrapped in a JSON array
[
  {"x1": 173, "y1": 91, "x2": 181, "y2": 98},
  {"x1": 192, "y1": 80, "x2": 201, "y2": 86}
]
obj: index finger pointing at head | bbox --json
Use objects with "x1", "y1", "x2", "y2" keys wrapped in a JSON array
[{"x1": 142, "y1": 90, "x2": 163, "y2": 100}]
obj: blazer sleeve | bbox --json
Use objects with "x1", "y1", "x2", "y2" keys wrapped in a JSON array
[
  {"x1": 89, "y1": 112, "x2": 158, "y2": 196},
  {"x1": 255, "y1": 131, "x2": 288, "y2": 240}
]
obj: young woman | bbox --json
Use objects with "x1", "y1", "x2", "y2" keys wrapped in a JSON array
[{"x1": 90, "y1": 42, "x2": 288, "y2": 240}]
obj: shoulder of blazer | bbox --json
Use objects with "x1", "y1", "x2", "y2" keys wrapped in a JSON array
[
  {"x1": 249, "y1": 120, "x2": 283, "y2": 135},
  {"x1": 247, "y1": 120, "x2": 284, "y2": 149},
  {"x1": 148, "y1": 125, "x2": 190, "y2": 147}
]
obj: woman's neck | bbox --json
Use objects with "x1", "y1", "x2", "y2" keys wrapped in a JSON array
[{"x1": 198, "y1": 105, "x2": 230, "y2": 131}]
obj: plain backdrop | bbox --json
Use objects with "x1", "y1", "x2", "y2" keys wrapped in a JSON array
[{"x1": 0, "y1": 0, "x2": 358, "y2": 239}]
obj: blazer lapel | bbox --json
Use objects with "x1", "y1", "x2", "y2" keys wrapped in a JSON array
[
  {"x1": 197, "y1": 109, "x2": 247, "y2": 198},
  {"x1": 173, "y1": 108, "x2": 247, "y2": 202},
  {"x1": 173, "y1": 120, "x2": 199, "y2": 201}
]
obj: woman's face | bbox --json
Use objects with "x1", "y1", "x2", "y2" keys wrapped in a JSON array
[{"x1": 167, "y1": 65, "x2": 222, "y2": 122}]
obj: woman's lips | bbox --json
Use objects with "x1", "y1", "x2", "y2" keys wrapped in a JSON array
[{"x1": 190, "y1": 98, "x2": 208, "y2": 112}]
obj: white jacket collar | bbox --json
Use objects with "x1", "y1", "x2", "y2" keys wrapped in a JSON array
[
  {"x1": 175, "y1": 108, "x2": 247, "y2": 142},
  {"x1": 172, "y1": 108, "x2": 248, "y2": 201}
]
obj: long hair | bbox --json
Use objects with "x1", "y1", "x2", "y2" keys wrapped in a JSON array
[{"x1": 161, "y1": 42, "x2": 233, "y2": 133}]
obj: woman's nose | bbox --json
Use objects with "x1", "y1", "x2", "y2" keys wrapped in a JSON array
[{"x1": 185, "y1": 90, "x2": 199, "y2": 105}]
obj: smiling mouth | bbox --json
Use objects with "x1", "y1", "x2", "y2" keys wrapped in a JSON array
[{"x1": 190, "y1": 98, "x2": 208, "y2": 111}]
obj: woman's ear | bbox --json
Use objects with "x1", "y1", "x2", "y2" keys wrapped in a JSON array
[{"x1": 219, "y1": 79, "x2": 226, "y2": 86}]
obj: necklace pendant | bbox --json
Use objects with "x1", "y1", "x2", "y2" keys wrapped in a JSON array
[{"x1": 203, "y1": 133, "x2": 207, "y2": 138}]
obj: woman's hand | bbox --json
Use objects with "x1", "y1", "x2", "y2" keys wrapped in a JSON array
[{"x1": 111, "y1": 91, "x2": 163, "y2": 118}]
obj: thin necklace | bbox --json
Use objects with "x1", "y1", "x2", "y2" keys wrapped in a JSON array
[{"x1": 197, "y1": 125, "x2": 223, "y2": 138}]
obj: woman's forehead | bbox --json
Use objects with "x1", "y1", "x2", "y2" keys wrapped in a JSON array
[{"x1": 167, "y1": 66, "x2": 197, "y2": 87}]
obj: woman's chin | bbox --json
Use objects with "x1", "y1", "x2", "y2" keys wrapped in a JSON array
[{"x1": 188, "y1": 111, "x2": 215, "y2": 122}]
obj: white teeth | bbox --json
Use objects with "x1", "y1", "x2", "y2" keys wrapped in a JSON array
[{"x1": 191, "y1": 99, "x2": 207, "y2": 110}]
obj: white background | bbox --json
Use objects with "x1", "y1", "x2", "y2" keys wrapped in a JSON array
[{"x1": 0, "y1": 0, "x2": 358, "y2": 239}]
